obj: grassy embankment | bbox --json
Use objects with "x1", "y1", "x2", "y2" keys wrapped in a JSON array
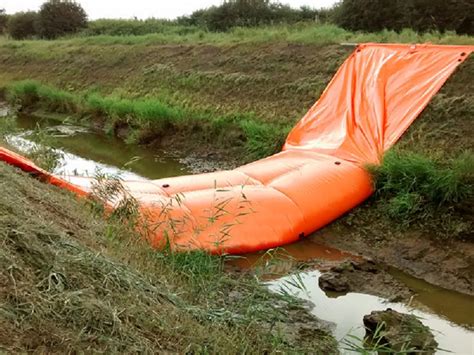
[
  {"x1": 1, "y1": 24, "x2": 472, "y2": 240},
  {"x1": 337, "y1": 55, "x2": 473, "y2": 242},
  {"x1": 0, "y1": 158, "x2": 337, "y2": 353}
]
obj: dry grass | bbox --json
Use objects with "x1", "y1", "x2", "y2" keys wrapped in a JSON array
[{"x1": 0, "y1": 161, "x2": 336, "y2": 353}]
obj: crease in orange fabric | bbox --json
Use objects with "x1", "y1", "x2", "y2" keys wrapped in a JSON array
[{"x1": 1, "y1": 43, "x2": 472, "y2": 254}]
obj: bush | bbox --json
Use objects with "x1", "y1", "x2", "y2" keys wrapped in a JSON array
[
  {"x1": 333, "y1": 0, "x2": 473, "y2": 35},
  {"x1": 6, "y1": 11, "x2": 39, "y2": 40},
  {"x1": 180, "y1": 0, "x2": 320, "y2": 32},
  {"x1": 83, "y1": 19, "x2": 198, "y2": 37},
  {"x1": 38, "y1": 0, "x2": 87, "y2": 39}
]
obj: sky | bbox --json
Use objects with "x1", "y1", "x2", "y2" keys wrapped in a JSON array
[{"x1": 1, "y1": 1, "x2": 338, "y2": 20}]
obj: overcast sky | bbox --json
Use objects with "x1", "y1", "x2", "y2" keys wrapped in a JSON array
[{"x1": 2, "y1": 1, "x2": 338, "y2": 19}]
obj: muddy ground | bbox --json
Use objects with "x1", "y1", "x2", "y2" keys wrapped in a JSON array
[{"x1": 314, "y1": 227, "x2": 474, "y2": 296}]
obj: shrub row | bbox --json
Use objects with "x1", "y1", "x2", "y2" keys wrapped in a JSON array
[
  {"x1": 83, "y1": 19, "x2": 199, "y2": 37},
  {"x1": 179, "y1": 0, "x2": 322, "y2": 32},
  {"x1": 3, "y1": 0, "x2": 473, "y2": 40}
]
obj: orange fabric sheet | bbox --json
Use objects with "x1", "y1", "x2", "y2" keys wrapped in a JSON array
[{"x1": 1, "y1": 43, "x2": 472, "y2": 254}]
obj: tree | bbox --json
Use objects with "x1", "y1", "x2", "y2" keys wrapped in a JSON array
[
  {"x1": 333, "y1": 0, "x2": 407, "y2": 33},
  {"x1": 38, "y1": 0, "x2": 88, "y2": 39},
  {"x1": 333, "y1": 0, "x2": 473, "y2": 35},
  {"x1": 0, "y1": 9, "x2": 9, "y2": 34},
  {"x1": 7, "y1": 12, "x2": 39, "y2": 40},
  {"x1": 408, "y1": 0, "x2": 473, "y2": 34}
]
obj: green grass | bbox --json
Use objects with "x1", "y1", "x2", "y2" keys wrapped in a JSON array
[
  {"x1": 6, "y1": 23, "x2": 472, "y2": 46},
  {"x1": 366, "y1": 149, "x2": 473, "y2": 237},
  {"x1": 6, "y1": 80, "x2": 291, "y2": 161},
  {"x1": 82, "y1": 19, "x2": 200, "y2": 37}
]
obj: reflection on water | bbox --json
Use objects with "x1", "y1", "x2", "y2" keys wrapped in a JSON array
[
  {"x1": 229, "y1": 238, "x2": 356, "y2": 272},
  {"x1": 13, "y1": 114, "x2": 189, "y2": 179},
  {"x1": 234, "y1": 239, "x2": 474, "y2": 353},
  {"x1": 269, "y1": 271, "x2": 473, "y2": 354},
  {"x1": 388, "y1": 267, "x2": 474, "y2": 328}
]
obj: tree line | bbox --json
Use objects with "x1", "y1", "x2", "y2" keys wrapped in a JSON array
[
  {"x1": 0, "y1": 0, "x2": 472, "y2": 40},
  {"x1": 332, "y1": 0, "x2": 472, "y2": 35},
  {"x1": 0, "y1": 0, "x2": 87, "y2": 40}
]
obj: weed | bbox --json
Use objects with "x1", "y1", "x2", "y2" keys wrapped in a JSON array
[
  {"x1": 239, "y1": 120, "x2": 289, "y2": 159},
  {"x1": 7, "y1": 80, "x2": 78, "y2": 113},
  {"x1": 90, "y1": 169, "x2": 140, "y2": 228},
  {"x1": 0, "y1": 115, "x2": 16, "y2": 139},
  {"x1": 23, "y1": 123, "x2": 64, "y2": 172},
  {"x1": 368, "y1": 150, "x2": 473, "y2": 208}
]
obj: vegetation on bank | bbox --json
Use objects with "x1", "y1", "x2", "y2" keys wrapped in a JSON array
[
  {"x1": 2, "y1": 23, "x2": 473, "y2": 46},
  {"x1": 0, "y1": 159, "x2": 337, "y2": 353},
  {"x1": 6, "y1": 80, "x2": 289, "y2": 160},
  {"x1": 368, "y1": 150, "x2": 473, "y2": 232}
]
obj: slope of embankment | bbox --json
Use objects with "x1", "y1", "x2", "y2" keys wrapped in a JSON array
[{"x1": 0, "y1": 32, "x2": 472, "y2": 294}]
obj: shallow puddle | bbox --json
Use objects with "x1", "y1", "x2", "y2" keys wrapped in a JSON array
[
  {"x1": 234, "y1": 240, "x2": 473, "y2": 353},
  {"x1": 6, "y1": 113, "x2": 474, "y2": 354},
  {"x1": 269, "y1": 271, "x2": 473, "y2": 354}
]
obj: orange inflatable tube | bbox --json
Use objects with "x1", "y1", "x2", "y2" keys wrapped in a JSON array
[{"x1": 1, "y1": 43, "x2": 472, "y2": 254}]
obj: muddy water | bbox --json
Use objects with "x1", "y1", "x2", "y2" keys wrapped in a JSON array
[
  {"x1": 234, "y1": 243, "x2": 473, "y2": 353},
  {"x1": 13, "y1": 114, "x2": 189, "y2": 179},
  {"x1": 269, "y1": 271, "x2": 473, "y2": 354},
  {"x1": 6, "y1": 114, "x2": 474, "y2": 354}
]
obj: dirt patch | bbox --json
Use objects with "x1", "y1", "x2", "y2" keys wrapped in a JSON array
[
  {"x1": 314, "y1": 227, "x2": 474, "y2": 296},
  {"x1": 318, "y1": 260, "x2": 413, "y2": 302}
]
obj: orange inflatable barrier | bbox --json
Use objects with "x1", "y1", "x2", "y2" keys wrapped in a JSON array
[{"x1": 1, "y1": 43, "x2": 472, "y2": 254}]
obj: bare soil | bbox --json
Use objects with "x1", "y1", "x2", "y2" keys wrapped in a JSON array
[{"x1": 314, "y1": 226, "x2": 474, "y2": 296}]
